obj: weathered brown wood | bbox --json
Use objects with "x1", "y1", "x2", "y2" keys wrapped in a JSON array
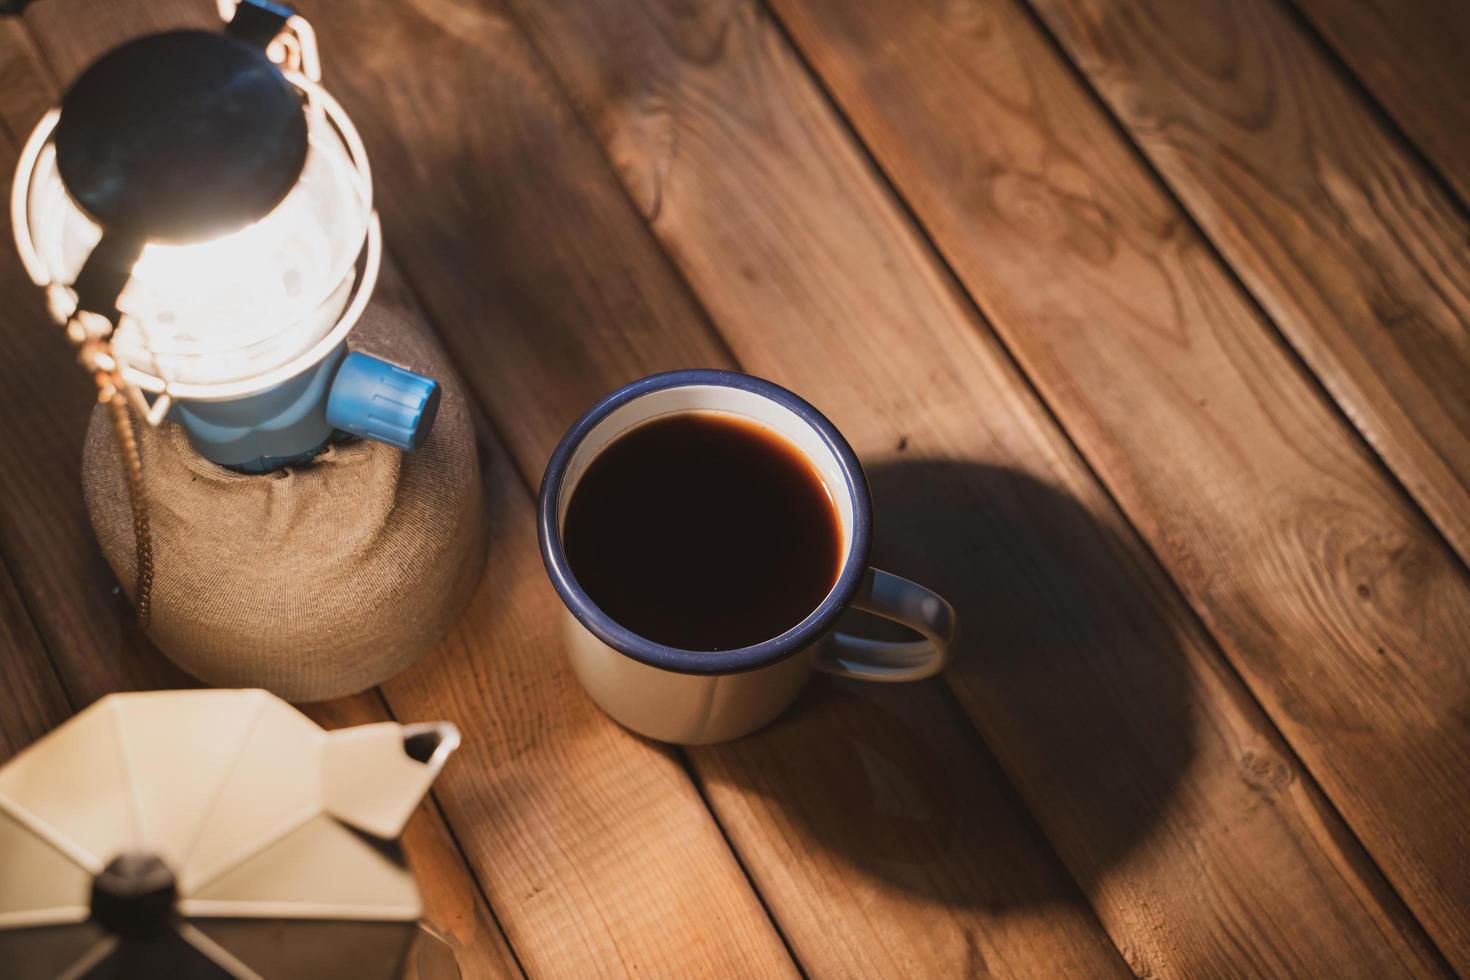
[
  {"x1": 762, "y1": 0, "x2": 1470, "y2": 969},
  {"x1": 284, "y1": 0, "x2": 1134, "y2": 975},
  {"x1": 691, "y1": 673, "x2": 1126, "y2": 977},
  {"x1": 496, "y1": 0, "x2": 1455, "y2": 973},
  {"x1": 1029, "y1": 0, "x2": 1470, "y2": 571},
  {"x1": 291, "y1": 0, "x2": 1450, "y2": 974},
  {"x1": 1291, "y1": 0, "x2": 1470, "y2": 208},
  {"x1": 6, "y1": 8, "x2": 795, "y2": 976},
  {"x1": 6, "y1": 0, "x2": 1465, "y2": 973},
  {"x1": 0, "y1": 555, "x2": 70, "y2": 759}
]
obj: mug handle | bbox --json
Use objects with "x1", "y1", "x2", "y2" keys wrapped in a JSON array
[{"x1": 819, "y1": 568, "x2": 956, "y2": 682}]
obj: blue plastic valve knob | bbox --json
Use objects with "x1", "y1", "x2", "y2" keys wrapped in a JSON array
[{"x1": 326, "y1": 352, "x2": 441, "y2": 452}]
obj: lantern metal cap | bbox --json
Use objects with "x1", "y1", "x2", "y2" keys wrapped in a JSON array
[{"x1": 55, "y1": 29, "x2": 308, "y2": 245}]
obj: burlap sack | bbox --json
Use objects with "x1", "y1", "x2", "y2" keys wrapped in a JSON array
[{"x1": 82, "y1": 307, "x2": 485, "y2": 701}]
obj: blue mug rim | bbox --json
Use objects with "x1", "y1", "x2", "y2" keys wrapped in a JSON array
[{"x1": 537, "y1": 369, "x2": 874, "y2": 676}]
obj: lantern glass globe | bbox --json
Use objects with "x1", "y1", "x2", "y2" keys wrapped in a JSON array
[{"x1": 23, "y1": 102, "x2": 370, "y2": 388}]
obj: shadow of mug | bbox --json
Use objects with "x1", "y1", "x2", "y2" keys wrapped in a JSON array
[{"x1": 697, "y1": 460, "x2": 1195, "y2": 909}]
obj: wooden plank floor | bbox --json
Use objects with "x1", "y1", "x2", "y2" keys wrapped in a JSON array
[
  {"x1": 1, "y1": 0, "x2": 1467, "y2": 976},
  {"x1": 1291, "y1": 0, "x2": 1470, "y2": 208}
]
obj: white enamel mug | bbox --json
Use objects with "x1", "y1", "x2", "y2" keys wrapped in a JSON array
[{"x1": 538, "y1": 370, "x2": 956, "y2": 744}]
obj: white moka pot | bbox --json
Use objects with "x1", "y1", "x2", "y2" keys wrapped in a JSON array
[{"x1": 0, "y1": 689, "x2": 459, "y2": 980}]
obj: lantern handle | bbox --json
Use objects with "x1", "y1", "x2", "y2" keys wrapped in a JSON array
[
  {"x1": 218, "y1": 0, "x2": 321, "y2": 82},
  {"x1": 223, "y1": 0, "x2": 291, "y2": 49}
]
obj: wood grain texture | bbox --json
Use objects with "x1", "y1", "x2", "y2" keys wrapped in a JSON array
[
  {"x1": 8, "y1": 8, "x2": 794, "y2": 976},
  {"x1": 1030, "y1": 0, "x2": 1470, "y2": 571},
  {"x1": 688, "y1": 674, "x2": 1127, "y2": 978},
  {"x1": 765, "y1": 0, "x2": 1470, "y2": 969},
  {"x1": 337, "y1": 0, "x2": 1448, "y2": 974},
  {"x1": 1290, "y1": 0, "x2": 1470, "y2": 207},
  {"x1": 284, "y1": 0, "x2": 1131, "y2": 975},
  {"x1": 306, "y1": 0, "x2": 730, "y2": 462}
]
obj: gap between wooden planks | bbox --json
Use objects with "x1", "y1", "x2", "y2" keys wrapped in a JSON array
[
  {"x1": 278, "y1": 0, "x2": 1445, "y2": 976},
  {"x1": 763, "y1": 0, "x2": 1470, "y2": 971},
  {"x1": 1029, "y1": 0, "x2": 1470, "y2": 573},
  {"x1": 3, "y1": 7, "x2": 790, "y2": 977},
  {"x1": 0, "y1": 553, "x2": 70, "y2": 759},
  {"x1": 1289, "y1": 0, "x2": 1470, "y2": 210}
]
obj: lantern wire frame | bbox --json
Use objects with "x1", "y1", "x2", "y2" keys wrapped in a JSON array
[
  {"x1": 9, "y1": 11, "x2": 381, "y2": 427},
  {"x1": 8, "y1": 8, "x2": 376, "y2": 628}
]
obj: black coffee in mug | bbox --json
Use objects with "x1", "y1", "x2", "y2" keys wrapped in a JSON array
[{"x1": 563, "y1": 411, "x2": 844, "y2": 651}]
